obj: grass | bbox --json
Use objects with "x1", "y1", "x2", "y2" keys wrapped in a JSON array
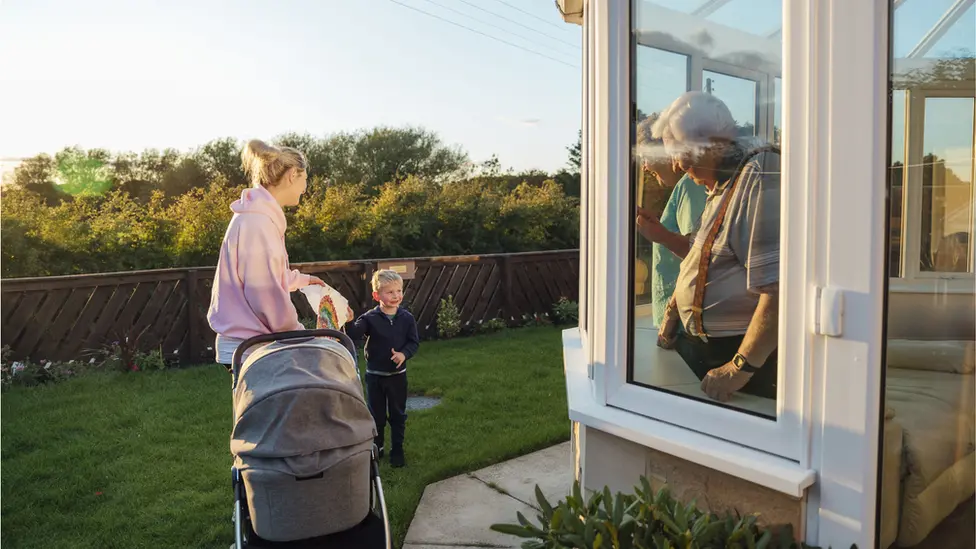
[{"x1": 0, "y1": 326, "x2": 570, "y2": 549}]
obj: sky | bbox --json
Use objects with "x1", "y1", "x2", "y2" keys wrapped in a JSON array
[
  {"x1": 0, "y1": 0, "x2": 583, "y2": 173},
  {"x1": 0, "y1": 0, "x2": 972, "y2": 181}
]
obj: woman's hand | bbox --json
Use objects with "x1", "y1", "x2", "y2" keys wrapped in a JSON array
[
  {"x1": 308, "y1": 276, "x2": 326, "y2": 287},
  {"x1": 636, "y1": 207, "x2": 669, "y2": 243},
  {"x1": 346, "y1": 306, "x2": 354, "y2": 322}
]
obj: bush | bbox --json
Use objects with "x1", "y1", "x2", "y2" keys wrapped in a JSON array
[
  {"x1": 521, "y1": 313, "x2": 552, "y2": 328},
  {"x1": 491, "y1": 478, "x2": 856, "y2": 549},
  {"x1": 1, "y1": 345, "x2": 96, "y2": 390},
  {"x1": 1, "y1": 130, "x2": 581, "y2": 278},
  {"x1": 552, "y1": 297, "x2": 579, "y2": 326},
  {"x1": 437, "y1": 295, "x2": 462, "y2": 339},
  {"x1": 479, "y1": 318, "x2": 509, "y2": 333}
]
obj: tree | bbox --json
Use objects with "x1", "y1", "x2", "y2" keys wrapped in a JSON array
[
  {"x1": 567, "y1": 130, "x2": 581, "y2": 172},
  {"x1": 11, "y1": 154, "x2": 66, "y2": 205},
  {"x1": 195, "y1": 137, "x2": 247, "y2": 187},
  {"x1": 159, "y1": 157, "x2": 209, "y2": 198},
  {"x1": 54, "y1": 147, "x2": 113, "y2": 196}
]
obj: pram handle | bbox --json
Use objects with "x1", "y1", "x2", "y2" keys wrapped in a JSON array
[{"x1": 231, "y1": 329, "x2": 357, "y2": 387}]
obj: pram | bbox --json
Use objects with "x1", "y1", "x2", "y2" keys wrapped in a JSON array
[{"x1": 230, "y1": 329, "x2": 391, "y2": 549}]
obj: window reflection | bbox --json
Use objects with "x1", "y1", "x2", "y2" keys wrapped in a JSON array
[
  {"x1": 880, "y1": 1, "x2": 975, "y2": 547},
  {"x1": 630, "y1": 0, "x2": 783, "y2": 418},
  {"x1": 702, "y1": 70, "x2": 759, "y2": 136},
  {"x1": 919, "y1": 98, "x2": 974, "y2": 273}
]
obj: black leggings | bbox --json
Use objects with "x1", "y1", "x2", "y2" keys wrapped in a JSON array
[{"x1": 673, "y1": 334, "x2": 777, "y2": 399}]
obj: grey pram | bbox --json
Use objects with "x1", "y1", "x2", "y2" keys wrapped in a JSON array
[{"x1": 230, "y1": 329, "x2": 390, "y2": 549}]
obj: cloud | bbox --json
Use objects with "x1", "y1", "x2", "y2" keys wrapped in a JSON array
[{"x1": 495, "y1": 116, "x2": 542, "y2": 128}]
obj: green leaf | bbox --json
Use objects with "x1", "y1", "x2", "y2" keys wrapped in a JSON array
[
  {"x1": 594, "y1": 532, "x2": 604, "y2": 549},
  {"x1": 560, "y1": 534, "x2": 588, "y2": 547},
  {"x1": 614, "y1": 492, "x2": 625, "y2": 526},
  {"x1": 490, "y1": 524, "x2": 539, "y2": 538},
  {"x1": 755, "y1": 529, "x2": 773, "y2": 549},
  {"x1": 536, "y1": 485, "x2": 554, "y2": 521},
  {"x1": 550, "y1": 506, "x2": 564, "y2": 530}
]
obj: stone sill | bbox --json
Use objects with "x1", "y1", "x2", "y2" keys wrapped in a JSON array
[{"x1": 562, "y1": 328, "x2": 816, "y2": 498}]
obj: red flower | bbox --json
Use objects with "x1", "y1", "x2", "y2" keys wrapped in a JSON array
[{"x1": 129, "y1": 363, "x2": 140, "y2": 372}]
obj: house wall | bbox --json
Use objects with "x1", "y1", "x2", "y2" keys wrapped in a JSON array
[{"x1": 573, "y1": 423, "x2": 805, "y2": 535}]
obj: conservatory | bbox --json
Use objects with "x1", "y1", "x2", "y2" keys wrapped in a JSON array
[{"x1": 555, "y1": 0, "x2": 974, "y2": 547}]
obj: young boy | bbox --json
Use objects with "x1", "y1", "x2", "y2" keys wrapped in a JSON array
[{"x1": 344, "y1": 270, "x2": 420, "y2": 468}]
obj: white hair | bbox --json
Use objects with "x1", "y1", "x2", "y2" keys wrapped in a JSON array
[{"x1": 650, "y1": 91, "x2": 737, "y2": 161}]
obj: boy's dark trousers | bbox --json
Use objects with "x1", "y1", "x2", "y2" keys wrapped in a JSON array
[{"x1": 365, "y1": 372, "x2": 407, "y2": 457}]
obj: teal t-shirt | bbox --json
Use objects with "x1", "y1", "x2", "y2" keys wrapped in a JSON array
[{"x1": 651, "y1": 174, "x2": 708, "y2": 326}]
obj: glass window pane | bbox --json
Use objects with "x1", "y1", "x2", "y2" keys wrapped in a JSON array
[
  {"x1": 707, "y1": 0, "x2": 782, "y2": 37},
  {"x1": 919, "y1": 97, "x2": 974, "y2": 273},
  {"x1": 881, "y1": 3, "x2": 975, "y2": 547},
  {"x1": 892, "y1": 0, "x2": 976, "y2": 59},
  {"x1": 631, "y1": 0, "x2": 783, "y2": 418},
  {"x1": 773, "y1": 77, "x2": 782, "y2": 146},
  {"x1": 889, "y1": 90, "x2": 907, "y2": 277},
  {"x1": 635, "y1": 47, "x2": 690, "y2": 307},
  {"x1": 703, "y1": 70, "x2": 758, "y2": 136}
]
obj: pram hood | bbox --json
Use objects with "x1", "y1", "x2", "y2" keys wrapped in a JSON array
[{"x1": 231, "y1": 338, "x2": 376, "y2": 477}]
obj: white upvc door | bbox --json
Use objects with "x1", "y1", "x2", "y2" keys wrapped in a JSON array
[{"x1": 802, "y1": 0, "x2": 891, "y2": 546}]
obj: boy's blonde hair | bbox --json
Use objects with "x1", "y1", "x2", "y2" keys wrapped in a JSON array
[
  {"x1": 371, "y1": 269, "x2": 403, "y2": 292},
  {"x1": 241, "y1": 139, "x2": 308, "y2": 189}
]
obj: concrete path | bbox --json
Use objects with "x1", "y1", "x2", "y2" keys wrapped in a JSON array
[{"x1": 403, "y1": 442, "x2": 573, "y2": 549}]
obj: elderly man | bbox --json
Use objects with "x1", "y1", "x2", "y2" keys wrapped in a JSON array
[{"x1": 636, "y1": 91, "x2": 780, "y2": 403}]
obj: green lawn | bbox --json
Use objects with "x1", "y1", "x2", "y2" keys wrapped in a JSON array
[{"x1": 1, "y1": 326, "x2": 570, "y2": 548}]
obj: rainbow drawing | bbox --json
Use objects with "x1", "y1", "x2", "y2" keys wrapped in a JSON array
[{"x1": 317, "y1": 294, "x2": 341, "y2": 331}]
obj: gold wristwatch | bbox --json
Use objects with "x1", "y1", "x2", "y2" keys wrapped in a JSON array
[{"x1": 732, "y1": 353, "x2": 760, "y2": 373}]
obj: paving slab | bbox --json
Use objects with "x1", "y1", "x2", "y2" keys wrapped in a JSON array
[
  {"x1": 469, "y1": 441, "x2": 573, "y2": 509},
  {"x1": 403, "y1": 473, "x2": 532, "y2": 548}
]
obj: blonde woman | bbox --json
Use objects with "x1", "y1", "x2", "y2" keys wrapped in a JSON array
[{"x1": 207, "y1": 139, "x2": 334, "y2": 367}]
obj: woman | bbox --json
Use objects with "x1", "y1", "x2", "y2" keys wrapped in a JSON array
[
  {"x1": 635, "y1": 113, "x2": 707, "y2": 328},
  {"x1": 207, "y1": 139, "x2": 338, "y2": 367}
]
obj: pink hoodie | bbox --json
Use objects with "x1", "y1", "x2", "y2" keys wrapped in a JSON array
[{"x1": 207, "y1": 186, "x2": 310, "y2": 339}]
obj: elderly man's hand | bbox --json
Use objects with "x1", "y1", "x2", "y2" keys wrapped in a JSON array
[{"x1": 701, "y1": 361, "x2": 753, "y2": 402}]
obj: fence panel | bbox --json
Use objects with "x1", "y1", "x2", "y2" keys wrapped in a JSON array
[{"x1": 0, "y1": 250, "x2": 579, "y2": 363}]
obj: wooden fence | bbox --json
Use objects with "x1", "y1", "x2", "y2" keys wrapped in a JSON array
[{"x1": 0, "y1": 250, "x2": 579, "y2": 364}]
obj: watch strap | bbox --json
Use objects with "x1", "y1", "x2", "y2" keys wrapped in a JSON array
[{"x1": 733, "y1": 353, "x2": 761, "y2": 373}]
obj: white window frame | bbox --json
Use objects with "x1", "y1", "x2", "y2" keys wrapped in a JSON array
[
  {"x1": 591, "y1": 0, "x2": 805, "y2": 461},
  {"x1": 579, "y1": 1, "x2": 890, "y2": 545},
  {"x1": 895, "y1": 87, "x2": 976, "y2": 291}
]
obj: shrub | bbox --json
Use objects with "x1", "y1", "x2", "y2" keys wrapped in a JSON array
[
  {"x1": 480, "y1": 318, "x2": 509, "y2": 333},
  {"x1": 134, "y1": 348, "x2": 168, "y2": 371},
  {"x1": 552, "y1": 297, "x2": 579, "y2": 326},
  {"x1": 522, "y1": 313, "x2": 553, "y2": 328},
  {"x1": 437, "y1": 295, "x2": 462, "y2": 339},
  {"x1": 491, "y1": 478, "x2": 857, "y2": 549},
  {"x1": 1, "y1": 346, "x2": 93, "y2": 390}
]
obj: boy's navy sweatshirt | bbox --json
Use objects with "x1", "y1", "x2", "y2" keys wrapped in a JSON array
[{"x1": 344, "y1": 306, "x2": 420, "y2": 375}]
